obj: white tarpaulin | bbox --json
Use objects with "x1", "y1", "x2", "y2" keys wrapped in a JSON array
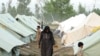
[
  {"x1": 0, "y1": 13, "x2": 33, "y2": 36},
  {"x1": 31, "y1": 16, "x2": 41, "y2": 23},
  {"x1": 57, "y1": 14, "x2": 86, "y2": 33},
  {"x1": 61, "y1": 25, "x2": 91, "y2": 46},
  {"x1": 85, "y1": 12, "x2": 100, "y2": 27},
  {"x1": 73, "y1": 30, "x2": 100, "y2": 56},
  {"x1": 0, "y1": 13, "x2": 34, "y2": 43},
  {"x1": 84, "y1": 12, "x2": 100, "y2": 32},
  {"x1": 0, "y1": 24, "x2": 22, "y2": 40},
  {"x1": 16, "y1": 15, "x2": 39, "y2": 31},
  {"x1": 61, "y1": 12, "x2": 100, "y2": 47},
  {"x1": 0, "y1": 26, "x2": 25, "y2": 52}
]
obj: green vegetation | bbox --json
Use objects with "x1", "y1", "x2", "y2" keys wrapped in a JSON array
[
  {"x1": 43, "y1": 0, "x2": 76, "y2": 21},
  {"x1": 1, "y1": 0, "x2": 100, "y2": 21},
  {"x1": 16, "y1": 0, "x2": 33, "y2": 16},
  {"x1": 1, "y1": 0, "x2": 33, "y2": 17},
  {"x1": 92, "y1": 8, "x2": 100, "y2": 15},
  {"x1": 78, "y1": 4, "x2": 89, "y2": 15},
  {"x1": 1, "y1": 3, "x2": 6, "y2": 14}
]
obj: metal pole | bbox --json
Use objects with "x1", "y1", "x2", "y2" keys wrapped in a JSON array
[{"x1": 38, "y1": 0, "x2": 45, "y2": 29}]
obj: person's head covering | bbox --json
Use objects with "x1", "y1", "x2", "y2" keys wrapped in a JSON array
[{"x1": 43, "y1": 26, "x2": 51, "y2": 33}]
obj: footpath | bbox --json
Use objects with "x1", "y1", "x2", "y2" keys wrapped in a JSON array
[{"x1": 20, "y1": 35, "x2": 74, "y2": 56}]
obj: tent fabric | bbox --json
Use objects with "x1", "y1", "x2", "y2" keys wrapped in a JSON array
[
  {"x1": 31, "y1": 16, "x2": 41, "y2": 23},
  {"x1": 0, "y1": 24, "x2": 31, "y2": 43},
  {"x1": 73, "y1": 30, "x2": 100, "y2": 56},
  {"x1": 0, "y1": 48, "x2": 12, "y2": 56},
  {"x1": 84, "y1": 41, "x2": 100, "y2": 56},
  {"x1": 84, "y1": 12, "x2": 100, "y2": 33},
  {"x1": 16, "y1": 15, "x2": 37, "y2": 41},
  {"x1": 12, "y1": 47, "x2": 20, "y2": 56},
  {"x1": 57, "y1": 14, "x2": 86, "y2": 33},
  {"x1": 0, "y1": 13, "x2": 35, "y2": 43},
  {"x1": 61, "y1": 25, "x2": 91, "y2": 46},
  {"x1": 0, "y1": 26, "x2": 25, "y2": 52},
  {"x1": 0, "y1": 47, "x2": 20, "y2": 56},
  {"x1": 51, "y1": 21, "x2": 59, "y2": 25},
  {"x1": 61, "y1": 12, "x2": 100, "y2": 47},
  {"x1": 92, "y1": 26, "x2": 100, "y2": 33},
  {"x1": 16, "y1": 15, "x2": 39, "y2": 31},
  {"x1": 0, "y1": 24, "x2": 22, "y2": 40},
  {"x1": 0, "y1": 13, "x2": 33, "y2": 37},
  {"x1": 20, "y1": 34, "x2": 35, "y2": 43},
  {"x1": 85, "y1": 12, "x2": 100, "y2": 27}
]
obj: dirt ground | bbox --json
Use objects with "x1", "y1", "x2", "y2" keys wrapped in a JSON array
[{"x1": 19, "y1": 25, "x2": 74, "y2": 56}]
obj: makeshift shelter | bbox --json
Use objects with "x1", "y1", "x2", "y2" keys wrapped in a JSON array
[
  {"x1": 61, "y1": 12, "x2": 100, "y2": 46},
  {"x1": 31, "y1": 16, "x2": 41, "y2": 23},
  {"x1": 0, "y1": 13, "x2": 35, "y2": 43},
  {"x1": 0, "y1": 24, "x2": 22, "y2": 40},
  {"x1": 0, "y1": 25, "x2": 25, "y2": 56},
  {"x1": 73, "y1": 30, "x2": 100, "y2": 56},
  {"x1": 54, "y1": 14, "x2": 86, "y2": 37},
  {"x1": 84, "y1": 12, "x2": 100, "y2": 32},
  {"x1": 51, "y1": 21, "x2": 59, "y2": 25},
  {"x1": 56, "y1": 14, "x2": 86, "y2": 33},
  {"x1": 16, "y1": 15, "x2": 39, "y2": 31},
  {"x1": 61, "y1": 25, "x2": 91, "y2": 46}
]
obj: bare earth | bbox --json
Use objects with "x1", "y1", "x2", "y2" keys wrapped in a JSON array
[{"x1": 19, "y1": 25, "x2": 74, "y2": 56}]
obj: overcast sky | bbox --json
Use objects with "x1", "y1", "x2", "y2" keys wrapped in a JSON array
[
  {"x1": 0, "y1": 0, "x2": 100, "y2": 13},
  {"x1": 70, "y1": 0, "x2": 100, "y2": 11}
]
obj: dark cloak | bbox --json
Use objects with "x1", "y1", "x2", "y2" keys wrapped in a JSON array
[{"x1": 39, "y1": 27, "x2": 55, "y2": 56}]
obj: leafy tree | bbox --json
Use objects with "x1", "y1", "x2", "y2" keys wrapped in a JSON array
[
  {"x1": 1, "y1": 3, "x2": 6, "y2": 14},
  {"x1": 43, "y1": 0, "x2": 76, "y2": 21},
  {"x1": 7, "y1": 0, "x2": 33, "y2": 17},
  {"x1": 11, "y1": 7, "x2": 17, "y2": 17},
  {"x1": 78, "y1": 4, "x2": 86, "y2": 14},
  {"x1": 17, "y1": 0, "x2": 33, "y2": 16},
  {"x1": 8, "y1": 0, "x2": 17, "y2": 17},
  {"x1": 92, "y1": 8, "x2": 100, "y2": 15},
  {"x1": 78, "y1": 4, "x2": 89, "y2": 15},
  {"x1": 8, "y1": 4, "x2": 17, "y2": 17},
  {"x1": 35, "y1": 4, "x2": 40, "y2": 19}
]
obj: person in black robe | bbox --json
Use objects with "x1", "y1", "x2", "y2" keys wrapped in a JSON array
[{"x1": 39, "y1": 26, "x2": 55, "y2": 56}]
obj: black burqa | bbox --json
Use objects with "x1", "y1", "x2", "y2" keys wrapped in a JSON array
[{"x1": 39, "y1": 26, "x2": 55, "y2": 56}]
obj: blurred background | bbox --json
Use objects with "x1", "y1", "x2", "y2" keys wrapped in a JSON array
[{"x1": 0, "y1": 0, "x2": 100, "y2": 24}]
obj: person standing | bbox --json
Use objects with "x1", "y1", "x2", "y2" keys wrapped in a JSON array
[
  {"x1": 76, "y1": 42, "x2": 84, "y2": 56},
  {"x1": 36, "y1": 26, "x2": 41, "y2": 42},
  {"x1": 39, "y1": 26, "x2": 55, "y2": 56}
]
